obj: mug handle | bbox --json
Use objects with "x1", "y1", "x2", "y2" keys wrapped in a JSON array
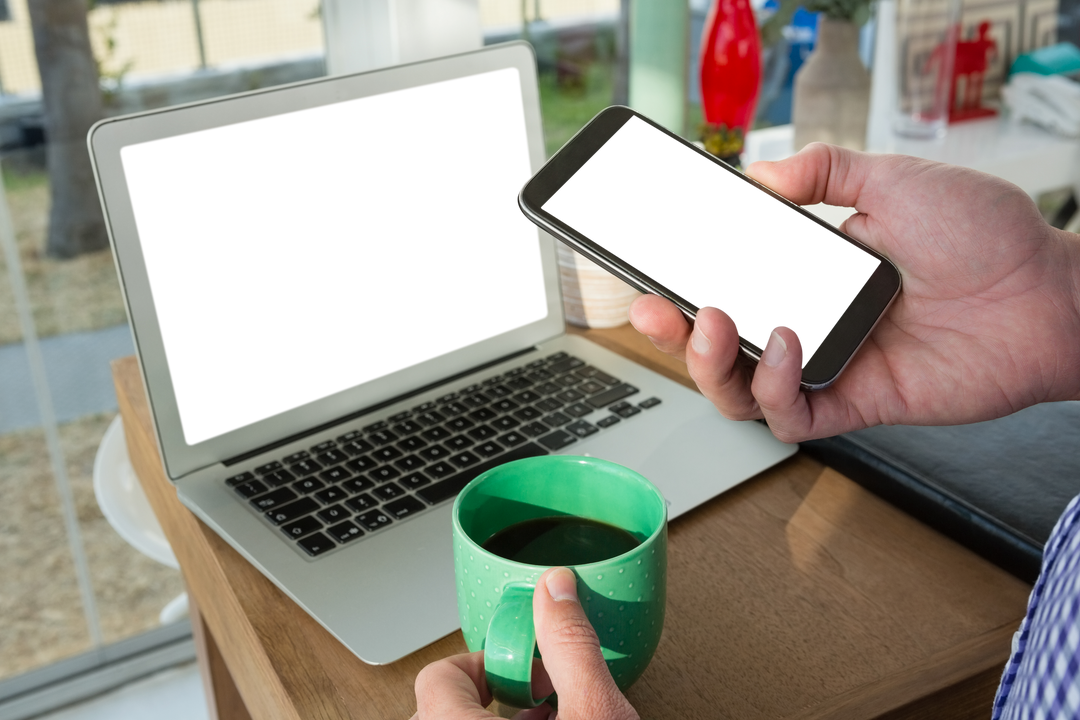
[{"x1": 484, "y1": 583, "x2": 552, "y2": 709}]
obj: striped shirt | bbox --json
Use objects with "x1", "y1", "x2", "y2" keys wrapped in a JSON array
[{"x1": 993, "y1": 493, "x2": 1080, "y2": 719}]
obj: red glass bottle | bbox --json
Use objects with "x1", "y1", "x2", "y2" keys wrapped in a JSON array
[{"x1": 699, "y1": 0, "x2": 762, "y2": 143}]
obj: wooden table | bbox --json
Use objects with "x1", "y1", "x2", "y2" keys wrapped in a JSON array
[{"x1": 112, "y1": 323, "x2": 1032, "y2": 720}]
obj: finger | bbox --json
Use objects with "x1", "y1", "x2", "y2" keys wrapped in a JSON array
[
  {"x1": 748, "y1": 327, "x2": 814, "y2": 443},
  {"x1": 745, "y1": 142, "x2": 872, "y2": 210},
  {"x1": 413, "y1": 651, "x2": 496, "y2": 720},
  {"x1": 533, "y1": 568, "x2": 639, "y2": 720},
  {"x1": 628, "y1": 294, "x2": 691, "y2": 362},
  {"x1": 684, "y1": 307, "x2": 762, "y2": 420}
]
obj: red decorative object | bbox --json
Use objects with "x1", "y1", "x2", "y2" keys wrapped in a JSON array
[
  {"x1": 949, "y1": 20, "x2": 998, "y2": 122},
  {"x1": 699, "y1": 0, "x2": 762, "y2": 138}
]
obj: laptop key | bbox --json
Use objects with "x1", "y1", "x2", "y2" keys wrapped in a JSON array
[
  {"x1": 394, "y1": 420, "x2": 424, "y2": 436},
  {"x1": 317, "y1": 449, "x2": 348, "y2": 465},
  {"x1": 555, "y1": 389, "x2": 584, "y2": 403},
  {"x1": 337, "y1": 429, "x2": 363, "y2": 443},
  {"x1": 282, "y1": 516, "x2": 323, "y2": 539},
  {"x1": 297, "y1": 532, "x2": 336, "y2": 557},
  {"x1": 250, "y1": 486, "x2": 297, "y2": 510},
  {"x1": 418, "y1": 445, "x2": 450, "y2": 462},
  {"x1": 640, "y1": 397, "x2": 662, "y2": 409},
  {"x1": 445, "y1": 435, "x2": 474, "y2": 451},
  {"x1": 387, "y1": 497, "x2": 426, "y2": 521},
  {"x1": 369, "y1": 466, "x2": 401, "y2": 483},
  {"x1": 597, "y1": 415, "x2": 622, "y2": 428},
  {"x1": 319, "y1": 465, "x2": 351, "y2": 483},
  {"x1": 487, "y1": 384, "x2": 513, "y2": 398},
  {"x1": 441, "y1": 401, "x2": 469, "y2": 416},
  {"x1": 292, "y1": 477, "x2": 325, "y2": 494},
  {"x1": 397, "y1": 435, "x2": 427, "y2": 452},
  {"x1": 416, "y1": 410, "x2": 447, "y2": 426},
  {"x1": 567, "y1": 421, "x2": 599, "y2": 439},
  {"x1": 447, "y1": 416, "x2": 475, "y2": 432},
  {"x1": 395, "y1": 454, "x2": 426, "y2": 472},
  {"x1": 255, "y1": 460, "x2": 282, "y2": 475},
  {"x1": 474, "y1": 440, "x2": 504, "y2": 457},
  {"x1": 341, "y1": 476, "x2": 375, "y2": 493},
  {"x1": 234, "y1": 479, "x2": 269, "y2": 498},
  {"x1": 564, "y1": 403, "x2": 593, "y2": 418},
  {"x1": 326, "y1": 521, "x2": 364, "y2": 544},
  {"x1": 342, "y1": 438, "x2": 374, "y2": 455},
  {"x1": 468, "y1": 425, "x2": 498, "y2": 441},
  {"x1": 491, "y1": 399, "x2": 519, "y2": 413},
  {"x1": 586, "y1": 383, "x2": 639, "y2": 409},
  {"x1": 505, "y1": 376, "x2": 532, "y2": 390},
  {"x1": 262, "y1": 469, "x2": 297, "y2": 487},
  {"x1": 226, "y1": 471, "x2": 256, "y2": 486},
  {"x1": 421, "y1": 426, "x2": 453, "y2": 442},
  {"x1": 497, "y1": 431, "x2": 527, "y2": 447},
  {"x1": 538, "y1": 430, "x2": 576, "y2": 451},
  {"x1": 345, "y1": 493, "x2": 379, "y2": 512},
  {"x1": 417, "y1": 442, "x2": 547, "y2": 505},
  {"x1": 577, "y1": 380, "x2": 606, "y2": 395},
  {"x1": 372, "y1": 446, "x2": 403, "y2": 462},
  {"x1": 513, "y1": 407, "x2": 543, "y2": 422},
  {"x1": 399, "y1": 472, "x2": 431, "y2": 491},
  {"x1": 346, "y1": 455, "x2": 378, "y2": 473},
  {"x1": 425, "y1": 461, "x2": 456, "y2": 479},
  {"x1": 449, "y1": 451, "x2": 480, "y2": 469},
  {"x1": 610, "y1": 402, "x2": 642, "y2": 419},
  {"x1": 535, "y1": 381, "x2": 561, "y2": 396},
  {"x1": 369, "y1": 429, "x2": 399, "y2": 445},
  {"x1": 536, "y1": 398, "x2": 563, "y2": 413},
  {"x1": 555, "y1": 374, "x2": 583, "y2": 387},
  {"x1": 512, "y1": 390, "x2": 542, "y2": 404},
  {"x1": 373, "y1": 482, "x2": 405, "y2": 501},
  {"x1": 290, "y1": 459, "x2": 323, "y2": 476},
  {"x1": 314, "y1": 486, "x2": 349, "y2": 505},
  {"x1": 311, "y1": 440, "x2": 337, "y2": 453},
  {"x1": 356, "y1": 509, "x2": 393, "y2": 531},
  {"x1": 520, "y1": 422, "x2": 550, "y2": 437},
  {"x1": 265, "y1": 497, "x2": 319, "y2": 525},
  {"x1": 318, "y1": 504, "x2": 351, "y2": 523},
  {"x1": 469, "y1": 407, "x2": 497, "y2": 422},
  {"x1": 491, "y1": 416, "x2": 520, "y2": 431},
  {"x1": 542, "y1": 412, "x2": 572, "y2": 427}
]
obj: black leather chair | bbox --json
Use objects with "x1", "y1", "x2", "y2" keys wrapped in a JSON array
[{"x1": 803, "y1": 401, "x2": 1080, "y2": 583}]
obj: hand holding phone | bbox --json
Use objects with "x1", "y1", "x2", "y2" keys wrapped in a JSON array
[{"x1": 519, "y1": 106, "x2": 901, "y2": 390}]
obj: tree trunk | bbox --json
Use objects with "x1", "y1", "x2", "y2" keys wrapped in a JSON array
[{"x1": 27, "y1": 0, "x2": 108, "y2": 258}]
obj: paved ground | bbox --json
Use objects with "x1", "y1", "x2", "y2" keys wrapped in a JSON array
[{"x1": 0, "y1": 324, "x2": 134, "y2": 434}]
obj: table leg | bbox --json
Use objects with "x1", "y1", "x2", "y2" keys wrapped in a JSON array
[{"x1": 189, "y1": 587, "x2": 253, "y2": 720}]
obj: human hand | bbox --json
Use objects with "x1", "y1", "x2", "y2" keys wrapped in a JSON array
[
  {"x1": 629, "y1": 143, "x2": 1080, "y2": 442},
  {"x1": 412, "y1": 567, "x2": 639, "y2": 720}
]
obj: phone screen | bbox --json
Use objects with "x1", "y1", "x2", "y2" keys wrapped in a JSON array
[{"x1": 540, "y1": 115, "x2": 882, "y2": 366}]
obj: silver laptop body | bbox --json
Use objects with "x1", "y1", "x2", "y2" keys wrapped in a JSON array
[{"x1": 90, "y1": 42, "x2": 796, "y2": 665}]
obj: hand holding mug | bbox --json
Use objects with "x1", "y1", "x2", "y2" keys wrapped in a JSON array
[{"x1": 412, "y1": 566, "x2": 640, "y2": 720}]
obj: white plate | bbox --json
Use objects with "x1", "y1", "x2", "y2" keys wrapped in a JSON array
[{"x1": 93, "y1": 415, "x2": 179, "y2": 569}]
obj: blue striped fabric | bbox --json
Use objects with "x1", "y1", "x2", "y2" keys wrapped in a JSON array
[{"x1": 993, "y1": 494, "x2": 1080, "y2": 719}]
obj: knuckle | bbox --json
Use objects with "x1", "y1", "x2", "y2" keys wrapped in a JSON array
[{"x1": 549, "y1": 613, "x2": 603, "y2": 650}]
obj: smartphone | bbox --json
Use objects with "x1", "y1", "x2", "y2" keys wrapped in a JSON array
[{"x1": 518, "y1": 106, "x2": 901, "y2": 390}]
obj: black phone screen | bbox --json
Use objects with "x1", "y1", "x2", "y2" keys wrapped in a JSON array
[{"x1": 538, "y1": 113, "x2": 886, "y2": 371}]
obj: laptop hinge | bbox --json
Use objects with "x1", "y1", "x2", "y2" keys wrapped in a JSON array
[{"x1": 223, "y1": 346, "x2": 540, "y2": 466}]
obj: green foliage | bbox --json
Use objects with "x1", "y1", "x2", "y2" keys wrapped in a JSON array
[{"x1": 760, "y1": 0, "x2": 873, "y2": 46}]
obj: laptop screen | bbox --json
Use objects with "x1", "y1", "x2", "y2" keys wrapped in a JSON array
[{"x1": 120, "y1": 67, "x2": 548, "y2": 446}]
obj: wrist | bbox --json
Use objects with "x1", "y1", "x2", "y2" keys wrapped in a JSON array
[{"x1": 1055, "y1": 226, "x2": 1080, "y2": 401}]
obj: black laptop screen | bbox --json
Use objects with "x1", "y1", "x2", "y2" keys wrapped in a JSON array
[{"x1": 120, "y1": 67, "x2": 548, "y2": 445}]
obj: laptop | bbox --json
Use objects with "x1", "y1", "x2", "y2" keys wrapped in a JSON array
[{"x1": 89, "y1": 42, "x2": 796, "y2": 665}]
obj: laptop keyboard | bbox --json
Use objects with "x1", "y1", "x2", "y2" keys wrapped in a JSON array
[{"x1": 224, "y1": 352, "x2": 663, "y2": 559}]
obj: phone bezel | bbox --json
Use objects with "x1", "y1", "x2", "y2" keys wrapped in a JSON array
[{"x1": 518, "y1": 105, "x2": 901, "y2": 390}]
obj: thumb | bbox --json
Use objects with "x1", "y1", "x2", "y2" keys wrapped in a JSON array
[
  {"x1": 532, "y1": 568, "x2": 639, "y2": 720},
  {"x1": 746, "y1": 142, "x2": 870, "y2": 210}
]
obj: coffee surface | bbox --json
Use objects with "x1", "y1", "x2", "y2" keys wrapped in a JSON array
[{"x1": 481, "y1": 515, "x2": 641, "y2": 565}]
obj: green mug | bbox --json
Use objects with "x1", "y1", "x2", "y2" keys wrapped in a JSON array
[{"x1": 452, "y1": 455, "x2": 668, "y2": 709}]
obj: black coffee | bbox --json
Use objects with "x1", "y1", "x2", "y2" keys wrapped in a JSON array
[{"x1": 482, "y1": 516, "x2": 641, "y2": 566}]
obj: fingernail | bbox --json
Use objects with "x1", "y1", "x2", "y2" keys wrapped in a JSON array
[
  {"x1": 690, "y1": 324, "x2": 711, "y2": 355},
  {"x1": 762, "y1": 331, "x2": 787, "y2": 368},
  {"x1": 545, "y1": 567, "x2": 579, "y2": 603}
]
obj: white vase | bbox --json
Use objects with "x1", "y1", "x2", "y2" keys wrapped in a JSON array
[{"x1": 792, "y1": 18, "x2": 871, "y2": 151}]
